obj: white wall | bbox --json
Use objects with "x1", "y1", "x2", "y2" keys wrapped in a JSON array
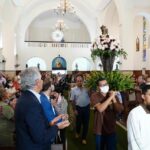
[
  {"x1": 103, "y1": 1, "x2": 120, "y2": 40},
  {"x1": 134, "y1": 16, "x2": 145, "y2": 70},
  {"x1": 17, "y1": 45, "x2": 94, "y2": 71},
  {"x1": 27, "y1": 16, "x2": 90, "y2": 42},
  {"x1": 0, "y1": 0, "x2": 150, "y2": 70},
  {"x1": 133, "y1": 10, "x2": 150, "y2": 70},
  {"x1": 14, "y1": 0, "x2": 97, "y2": 71}
]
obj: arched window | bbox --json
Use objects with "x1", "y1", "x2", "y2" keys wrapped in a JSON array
[
  {"x1": 72, "y1": 57, "x2": 91, "y2": 71},
  {"x1": 26, "y1": 57, "x2": 47, "y2": 70}
]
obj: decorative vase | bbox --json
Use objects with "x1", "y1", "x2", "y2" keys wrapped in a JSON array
[{"x1": 100, "y1": 55, "x2": 115, "y2": 72}]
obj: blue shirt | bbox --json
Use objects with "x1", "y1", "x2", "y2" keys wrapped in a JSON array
[
  {"x1": 70, "y1": 86, "x2": 90, "y2": 107},
  {"x1": 40, "y1": 93, "x2": 57, "y2": 123}
]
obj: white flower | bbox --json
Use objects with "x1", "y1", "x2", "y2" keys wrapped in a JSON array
[
  {"x1": 101, "y1": 46, "x2": 105, "y2": 50},
  {"x1": 113, "y1": 41, "x2": 118, "y2": 46},
  {"x1": 110, "y1": 45, "x2": 115, "y2": 50},
  {"x1": 106, "y1": 38, "x2": 110, "y2": 43},
  {"x1": 98, "y1": 44, "x2": 102, "y2": 49},
  {"x1": 92, "y1": 33, "x2": 123, "y2": 53},
  {"x1": 96, "y1": 38, "x2": 100, "y2": 44},
  {"x1": 103, "y1": 44, "x2": 108, "y2": 49}
]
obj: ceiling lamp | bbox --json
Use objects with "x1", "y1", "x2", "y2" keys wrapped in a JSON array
[
  {"x1": 54, "y1": 0, "x2": 75, "y2": 15},
  {"x1": 55, "y1": 19, "x2": 68, "y2": 31}
]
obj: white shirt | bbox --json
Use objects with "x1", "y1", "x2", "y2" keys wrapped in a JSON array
[
  {"x1": 28, "y1": 89, "x2": 41, "y2": 103},
  {"x1": 127, "y1": 105, "x2": 150, "y2": 150}
]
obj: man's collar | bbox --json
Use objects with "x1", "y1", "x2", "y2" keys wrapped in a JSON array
[
  {"x1": 28, "y1": 89, "x2": 41, "y2": 103},
  {"x1": 141, "y1": 104, "x2": 150, "y2": 114}
]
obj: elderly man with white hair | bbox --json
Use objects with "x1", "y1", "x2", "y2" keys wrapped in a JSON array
[{"x1": 15, "y1": 67, "x2": 69, "y2": 150}]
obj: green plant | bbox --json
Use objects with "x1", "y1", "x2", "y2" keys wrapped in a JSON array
[
  {"x1": 91, "y1": 48, "x2": 127, "y2": 61},
  {"x1": 85, "y1": 71, "x2": 134, "y2": 91}
]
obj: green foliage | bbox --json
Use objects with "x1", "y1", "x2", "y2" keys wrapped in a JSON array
[
  {"x1": 85, "y1": 71, "x2": 134, "y2": 91},
  {"x1": 91, "y1": 49, "x2": 127, "y2": 61}
]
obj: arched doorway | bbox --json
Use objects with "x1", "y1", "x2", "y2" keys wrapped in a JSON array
[
  {"x1": 72, "y1": 57, "x2": 91, "y2": 71},
  {"x1": 26, "y1": 57, "x2": 47, "y2": 70}
]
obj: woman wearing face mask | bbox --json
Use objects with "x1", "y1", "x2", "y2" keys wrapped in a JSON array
[
  {"x1": 51, "y1": 88, "x2": 68, "y2": 150},
  {"x1": 40, "y1": 79, "x2": 69, "y2": 128},
  {"x1": 90, "y1": 78, "x2": 123, "y2": 150}
]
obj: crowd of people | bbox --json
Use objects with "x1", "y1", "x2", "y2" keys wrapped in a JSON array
[{"x1": 0, "y1": 68, "x2": 150, "y2": 150}]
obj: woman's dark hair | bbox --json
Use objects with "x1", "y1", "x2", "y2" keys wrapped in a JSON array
[
  {"x1": 53, "y1": 87, "x2": 63, "y2": 95},
  {"x1": 42, "y1": 79, "x2": 51, "y2": 92}
]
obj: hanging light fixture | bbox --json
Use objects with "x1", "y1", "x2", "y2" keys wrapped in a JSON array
[
  {"x1": 55, "y1": 19, "x2": 68, "y2": 31},
  {"x1": 51, "y1": 19, "x2": 68, "y2": 42},
  {"x1": 54, "y1": 0, "x2": 75, "y2": 15}
]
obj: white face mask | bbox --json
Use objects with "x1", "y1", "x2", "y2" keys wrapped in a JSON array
[
  {"x1": 100, "y1": 85, "x2": 109, "y2": 94},
  {"x1": 51, "y1": 85, "x2": 55, "y2": 91},
  {"x1": 57, "y1": 95, "x2": 62, "y2": 104}
]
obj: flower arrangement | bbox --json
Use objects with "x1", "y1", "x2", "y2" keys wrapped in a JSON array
[
  {"x1": 91, "y1": 26, "x2": 127, "y2": 60},
  {"x1": 91, "y1": 26, "x2": 127, "y2": 72},
  {"x1": 91, "y1": 34, "x2": 127, "y2": 60}
]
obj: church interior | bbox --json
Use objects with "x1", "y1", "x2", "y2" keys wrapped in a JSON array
[{"x1": 0, "y1": 0, "x2": 150, "y2": 150}]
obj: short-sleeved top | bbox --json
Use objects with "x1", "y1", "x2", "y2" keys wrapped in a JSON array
[
  {"x1": 70, "y1": 86, "x2": 90, "y2": 107},
  {"x1": 90, "y1": 92, "x2": 117, "y2": 135},
  {"x1": 54, "y1": 97, "x2": 68, "y2": 114}
]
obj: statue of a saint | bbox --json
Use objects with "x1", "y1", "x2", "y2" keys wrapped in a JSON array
[
  {"x1": 75, "y1": 63, "x2": 78, "y2": 71},
  {"x1": 100, "y1": 25, "x2": 108, "y2": 35},
  {"x1": 26, "y1": 64, "x2": 28, "y2": 68},
  {"x1": 136, "y1": 37, "x2": 140, "y2": 51},
  {"x1": 37, "y1": 63, "x2": 40, "y2": 69},
  {"x1": 56, "y1": 60, "x2": 62, "y2": 68}
]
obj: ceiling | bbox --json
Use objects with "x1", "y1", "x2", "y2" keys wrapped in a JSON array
[
  {"x1": 32, "y1": 10, "x2": 81, "y2": 23},
  {"x1": 11, "y1": 0, "x2": 150, "y2": 9},
  {"x1": 0, "y1": 0, "x2": 149, "y2": 10},
  {"x1": 132, "y1": 0, "x2": 150, "y2": 8}
]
